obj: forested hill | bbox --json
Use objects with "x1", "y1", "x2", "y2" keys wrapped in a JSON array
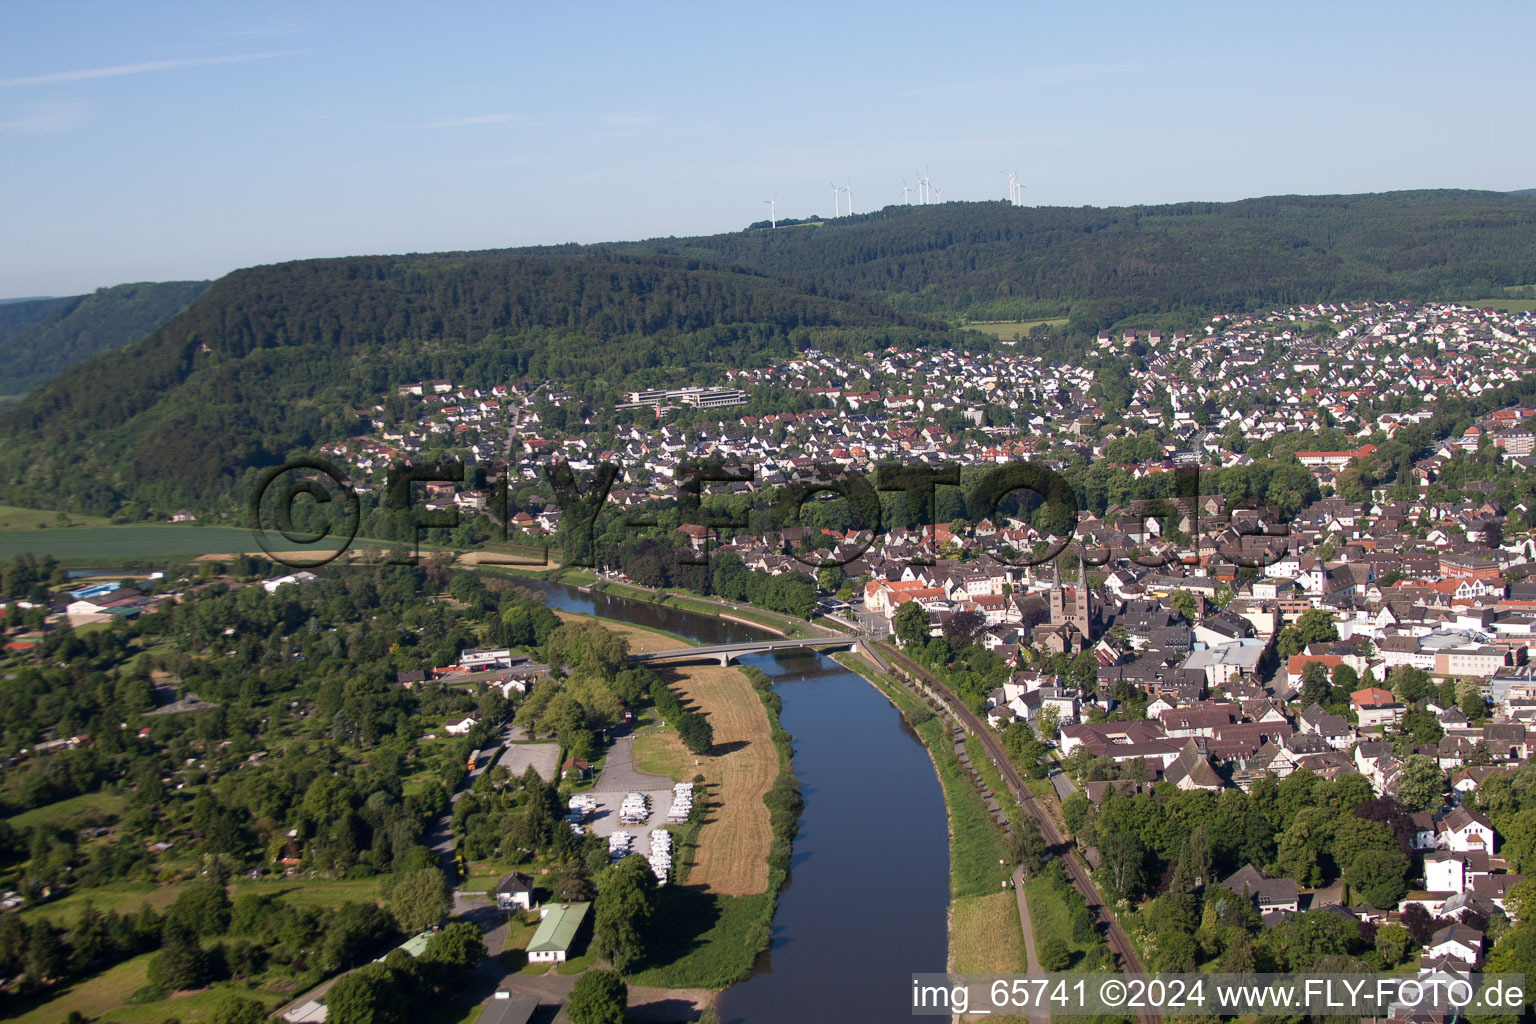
[
  {"x1": 0, "y1": 251, "x2": 961, "y2": 513},
  {"x1": 609, "y1": 189, "x2": 1536, "y2": 325},
  {"x1": 0, "y1": 281, "x2": 209, "y2": 405}
]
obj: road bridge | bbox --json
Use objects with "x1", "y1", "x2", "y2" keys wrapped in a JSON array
[{"x1": 628, "y1": 635, "x2": 861, "y2": 666}]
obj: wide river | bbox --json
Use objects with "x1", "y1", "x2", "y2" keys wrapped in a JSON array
[{"x1": 522, "y1": 581, "x2": 950, "y2": 1022}]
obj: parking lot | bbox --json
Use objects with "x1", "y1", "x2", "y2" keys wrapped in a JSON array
[
  {"x1": 576, "y1": 730, "x2": 678, "y2": 848},
  {"x1": 498, "y1": 742, "x2": 561, "y2": 783}
]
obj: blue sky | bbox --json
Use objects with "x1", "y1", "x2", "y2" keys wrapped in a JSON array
[{"x1": 3, "y1": 0, "x2": 1534, "y2": 296}]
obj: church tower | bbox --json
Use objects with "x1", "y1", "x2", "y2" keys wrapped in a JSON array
[{"x1": 1073, "y1": 555, "x2": 1092, "y2": 640}]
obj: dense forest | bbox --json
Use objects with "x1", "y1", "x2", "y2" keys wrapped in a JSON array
[
  {"x1": 614, "y1": 189, "x2": 1536, "y2": 324},
  {"x1": 0, "y1": 281, "x2": 208, "y2": 404}
]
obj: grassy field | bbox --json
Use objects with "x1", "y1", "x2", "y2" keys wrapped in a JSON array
[
  {"x1": 6, "y1": 790, "x2": 124, "y2": 830},
  {"x1": 952, "y1": 890, "x2": 1027, "y2": 972},
  {"x1": 638, "y1": 663, "x2": 775, "y2": 897},
  {"x1": 964, "y1": 317, "x2": 1069, "y2": 339},
  {"x1": 224, "y1": 876, "x2": 385, "y2": 908},
  {"x1": 0, "y1": 504, "x2": 110, "y2": 530},
  {"x1": 624, "y1": 888, "x2": 774, "y2": 989},
  {"x1": 7, "y1": 952, "x2": 154, "y2": 1024},
  {"x1": 554, "y1": 610, "x2": 687, "y2": 654},
  {"x1": 20, "y1": 874, "x2": 384, "y2": 929},
  {"x1": 1024, "y1": 870, "x2": 1098, "y2": 968},
  {"x1": 0, "y1": 524, "x2": 339, "y2": 561},
  {"x1": 1455, "y1": 296, "x2": 1536, "y2": 312},
  {"x1": 9, "y1": 952, "x2": 287, "y2": 1024},
  {"x1": 0, "y1": 522, "x2": 418, "y2": 562},
  {"x1": 915, "y1": 716, "x2": 1010, "y2": 899},
  {"x1": 18, "y1": 881, "x2": 179, "y2": 927}
]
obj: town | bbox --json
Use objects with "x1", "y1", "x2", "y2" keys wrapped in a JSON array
[{"x1": 303, "y1": 298, "x2": 1536, "y2": 985}]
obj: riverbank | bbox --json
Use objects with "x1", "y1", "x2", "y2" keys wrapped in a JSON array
[
  {"x1": 544, "y1": 609, "x2": 800, "y2": 991},
  {"x1": 830, "y1": 654, "x2": 1028, "y2": 985},
  {"x1": 474, "y1": 561, "x2": 831, "y2": 638}
]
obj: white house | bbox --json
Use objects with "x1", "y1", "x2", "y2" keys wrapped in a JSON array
[
  {"x1": 445, "y1": 716, "x2": 479, "y2": 736},
  {"x1": 1423, "y1": 851, "x2": 1466, "y2": 895},
  {"x1": 1425, "y1": 923, "x2": 1483, "y2": 965},
  {"x1": 1439, "y1": 807, "x2": 1497, "y2": 855}
]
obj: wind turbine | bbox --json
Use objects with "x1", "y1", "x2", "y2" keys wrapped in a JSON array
[
  {"x1": 762, "y1": 194, "x2": 777, "y2": 228},
  {"x1": 830, "y1": 182, "x2": 842, "y2": 217},
  {"x1": 900, "y1": 179, "x2": 913, "y2": 204},
  {"x1": 916, "y1": 170, "x2": 928, "y2": 204},
  {"x1": 845, "y1": 179, "x2": 855, "y2": 215},
  {"x1": 1003, "y1": 170, "x2": 1014, "y2": 203}
]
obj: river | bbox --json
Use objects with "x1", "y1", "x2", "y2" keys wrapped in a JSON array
[{"x1": 522, "y1": 581, "x2": 950, "y2": 1023}]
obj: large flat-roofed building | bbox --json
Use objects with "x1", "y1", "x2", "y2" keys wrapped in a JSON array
[{"x1": 616, "y1": 386, "x2": 749, "y2": 410}]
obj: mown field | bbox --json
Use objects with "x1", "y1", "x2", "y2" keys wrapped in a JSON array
[
  {"x1": 639, "y1": 663, "x2": 775, "y2": 897},
  {"x1": 963, "y1": 317, "x2": 1070, "y2": 339},
  {"x1": 0, "y1": 523, "x2": 408, "y2": 562},
  {"x1": 0, "y1": 504, "x2": 110, "y2": 530},
  {"x1": 8, "y1": 951, "x2": 291, "y2": 1024}
]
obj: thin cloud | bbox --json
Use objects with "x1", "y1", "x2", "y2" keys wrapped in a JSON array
[
  {"x1": 0, "y1": 51, "x2": 302, "y2": 89},
  {"x1": 415, "y1": 113, "x2": 522, "y2": 129},
  {"x1": 601, "y1": 113, "x2": 660, "y2": 128},
  {"x1": 0, "y1": 101, "x2": 90, "y2": 134}
]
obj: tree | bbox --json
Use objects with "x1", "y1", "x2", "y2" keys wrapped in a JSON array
[
  {"x1": 23, "y1": 920, "x2": 65, "y2": 985},
  {"x1": 943, "y1": 608, "x2": 986, "y2": 644},
  {"x1": 1276, "y1": 809, "x2": 1329, "y2": 888},
  {"x1": 387, "y1": 867, "x2": 450, "y2": 934},
  {"x1": 1374, "y1": 923, "x2": 1410, "y2": 967},
  {"x1": 325, "y1": 963, "x2": 397, "y2": 1024},
  {"x1": 421, "y1": 920, "x2": 486, "y2": 980},
  {"x1": 893, "y1": 600, "x2": 928, "y2": 649},
  {"x1": 1037, "y1": 934, "x2": 1071, "y2": 971},
  {"x1": 1394, "y1": 755, "x2": 1444, "y2": 812},
  {"x1": 1168, "y1": 590, "x2": 1199, "y2": 623},
  {"x1": 567, "y1": 968, "x2": 628, "y2": 1024},
  {"x1": 208, "y1": 993, "x2": 268, "y2": 1024},
  {"x1": 1100, "y1": 830, "x2": 1147, "y2": 900},
  {"x1": 1036, "y1": 704, "x2": 1061, "y2": 742},
  {"x1": 1461, "y1": 689, "x2": 1487, "y2": 722},
  {"x1": 592, "y1": 857, "x2": 656, "y2": 971},
  {"x1": 167, "y1": 881, "x2": 232, "y2": 937},
  {"x1": 1347, "y1": 848, "x2": 1409, "y2": 910},
  {"x1": 148, "y1": 921, "x2": 212, "y2": 992},
  {"x1": 1007, "y1": 818, "x2": 1048, "y2": 876},
  {"x1": 1300, "y1": 662, "x2": 1330, "y2": 708},
  {"x1": 1400, "y1": 903, "x2": 1436, "y2": 946}
]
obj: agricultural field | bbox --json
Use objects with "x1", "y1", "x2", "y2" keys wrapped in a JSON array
[
  {"x1": 5, "y1": 790, "x2": 123, "y2": 830},
  {"x1": 963, "y1": 317, "x2": 1070, "y2": 339},
  {"x1": 0, "y1": 505, "x2": 110, "y2": 530},
  {"x1": 636, "y1": 662, "x2": 775, "y2": 896},
  {"x1": 1456, "y1": 296, "x2": 1536, "y2": 312},
  {"x1": 0, "y1": 523, "x2": 410, "y2": 562}
]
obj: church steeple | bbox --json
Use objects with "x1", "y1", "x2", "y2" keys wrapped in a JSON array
[{"x1": 1075, "y1": 554, "x2": 1092, "y2": 640}]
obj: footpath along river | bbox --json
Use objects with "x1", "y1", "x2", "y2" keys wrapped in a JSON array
[{"x1": 521, "y1": 580, "x2": 949, "y2": 1022}]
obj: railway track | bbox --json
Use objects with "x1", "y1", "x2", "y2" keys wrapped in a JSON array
[{"x1": 875, "y1": 641, "x2": 1160, "y2": 1024}]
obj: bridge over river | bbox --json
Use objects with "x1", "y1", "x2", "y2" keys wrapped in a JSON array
[{"x1": 627, "y1": 635, "x2": 863, "y2": 666}]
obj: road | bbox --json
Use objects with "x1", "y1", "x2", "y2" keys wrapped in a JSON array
[{"x1": 876, "y1": 641, "x2": 1159, "y2": 1024}]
